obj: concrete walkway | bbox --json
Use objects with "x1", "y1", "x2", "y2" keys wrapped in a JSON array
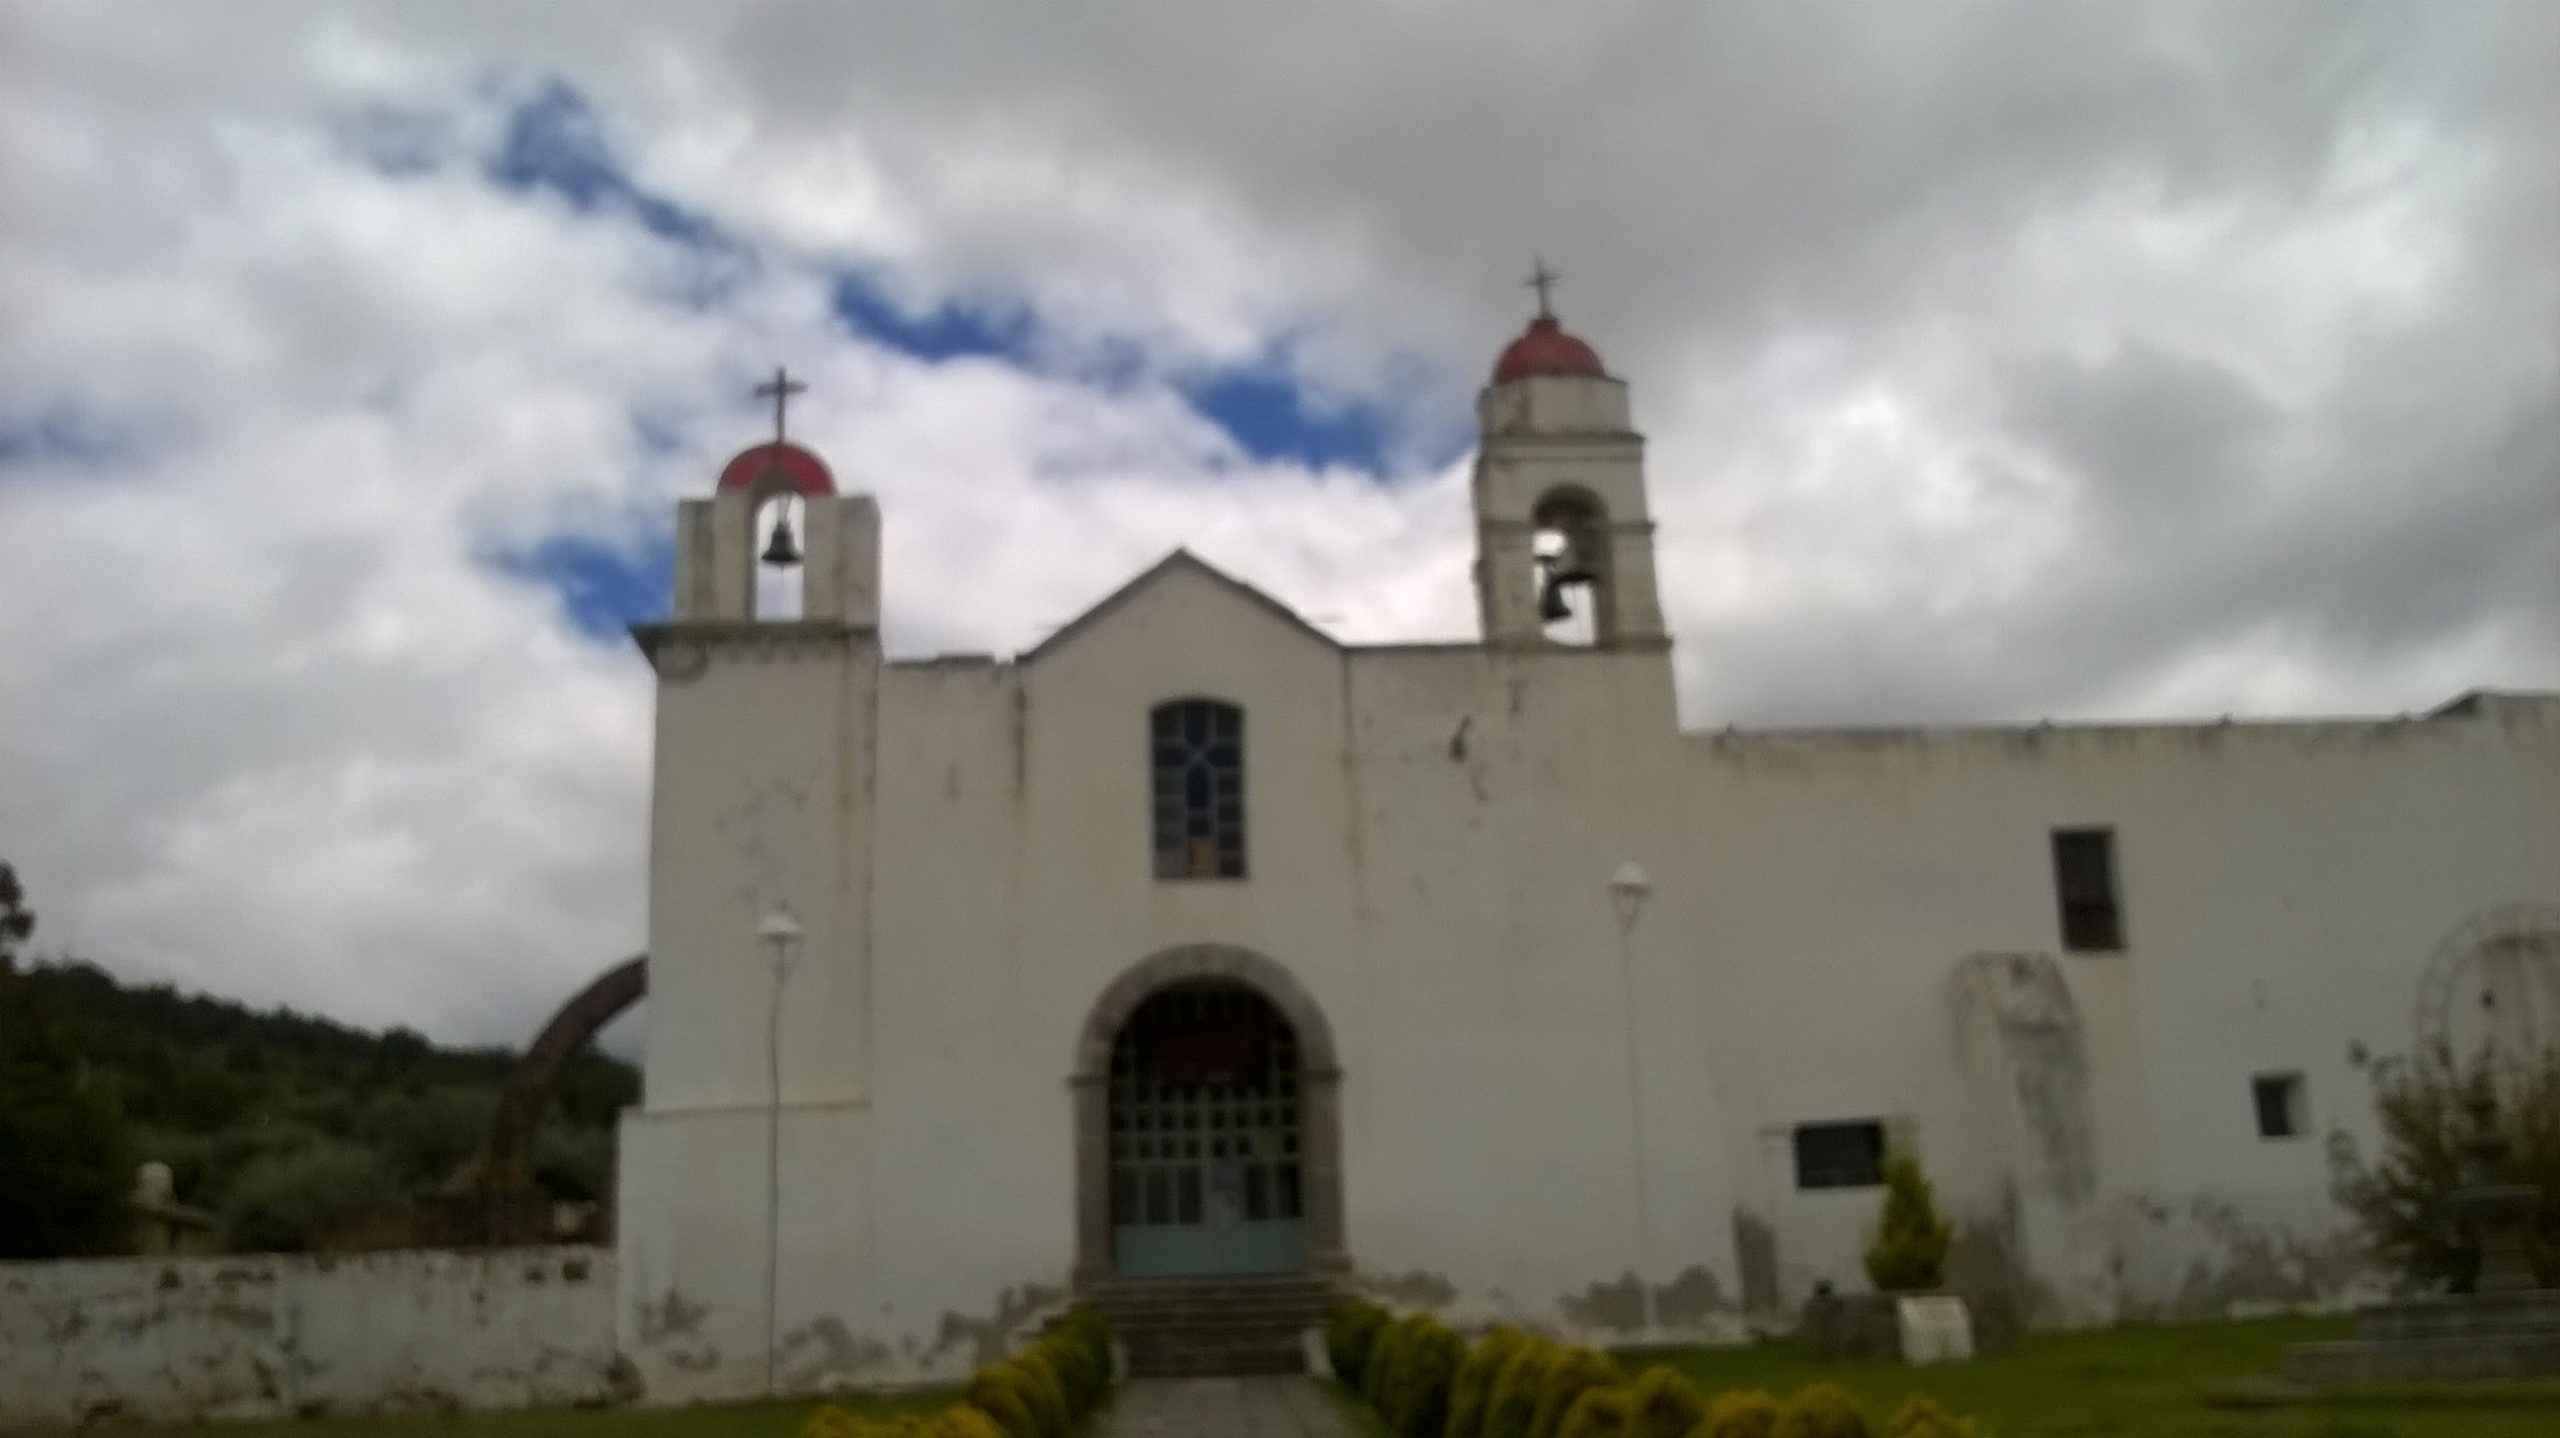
[{"x1": 1098, "y1": 1376, "x2": 1367, "y2": 1438}]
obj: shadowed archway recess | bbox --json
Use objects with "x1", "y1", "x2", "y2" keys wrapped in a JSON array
[{"x1": 1070, "y1": 944, "x2": 1346, "y2": 1285}]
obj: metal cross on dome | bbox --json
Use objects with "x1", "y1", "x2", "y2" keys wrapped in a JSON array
[
  {"x1": 1524, "y1": 259, "x2": 1559, "y2": 318},
  {"x1": 753, "y1": 365, "x2": 807, "y2": 447}
]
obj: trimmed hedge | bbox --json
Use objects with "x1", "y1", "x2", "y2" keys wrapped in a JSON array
[
  {"x1": 1771, "y1": 1384, "x2": 1870, "y2": 1438},
  {"x1": 1322, "y1": 1306, "x2": 1981, "y2": 1438},
  {"x1": 1881, "y1": 1394, "x2": 1976, "y2": 1438},
  {"x1": 1480, "y1": 1335, "x2": 1562, "y2": 1438},
  {"x1": 1443, "y1": 1324, "x2": 1532, "y2": 1438},
  {"x1": 1385, "y1": 1318, "x2": 1468, "y2": 1438},
  {"x1": 801, "y1": 1307, "x2": 1117, "y2": 1438},
  {"x1": 1555, "y1": 1385, "x2": 1638, "y2": 1438},
  {"x1": 1329, "y1": 1300, "x2": 1393, "y2": 1391},
  {"x1": 1694, "y1": 1388, "x2": 1780, "y2": 1438},
  {"x1": 1525, "y1": 1345, "x2": 1623, "y2": 1438},
  {"x1": 1623, "y1": 1367, "x2": 1706, "y2": 1438}
]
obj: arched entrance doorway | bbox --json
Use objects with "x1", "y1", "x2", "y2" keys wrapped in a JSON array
[
  {"x1": 1109, "y1": 982, "x2": 1304, "y2": 1275},
  {"x1": 1071, "y1": 945, "x2": 1344, "y2": 1284}
]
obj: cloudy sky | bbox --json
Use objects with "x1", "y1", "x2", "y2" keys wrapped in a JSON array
[{"x1": 2, "y1": 1, "x2": 2552, "y2": 1045}]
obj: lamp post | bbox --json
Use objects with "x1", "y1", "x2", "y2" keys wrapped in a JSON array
[
  {"x1": 1607, "y1": 860, "x2": 1657, "y2": 1339},
  {"x1": 756, "y1": 903, "x2": 805, "y2": 1397}
]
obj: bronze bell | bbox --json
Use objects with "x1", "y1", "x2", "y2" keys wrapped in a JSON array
[
  {"x1": 1545, "y1": 534, "x2": 1599, "y2": 588},
  {"x1": 760, "y1": 508, "x2": 804, "y2": 568},
  {"x1": 1538, "y1": 571, "x2": 1575, "y2": 622}
]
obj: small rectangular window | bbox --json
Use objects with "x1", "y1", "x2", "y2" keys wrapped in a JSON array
[
  {"x1": 2253, "y1": 1073, "x2": 2306, "y2": 1139},
  {"x1": 2051, "y1": 827, "x2": 2124, "y2": 951},
  {"x1": 1793, "y1": 1121, "x2": 1886, "y2": 1190}
]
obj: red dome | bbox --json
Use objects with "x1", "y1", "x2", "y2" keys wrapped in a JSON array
[
  {"x1": 716, "y1": 440, "x2": 835, "y2": 496},
  {"x1": 1492, "y1": 315, "x2": 1606, "y2": 384}
]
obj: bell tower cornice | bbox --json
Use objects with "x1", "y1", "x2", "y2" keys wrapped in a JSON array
[{"x1": 631, "y1": 620, "x2": 871, "y2": 682}]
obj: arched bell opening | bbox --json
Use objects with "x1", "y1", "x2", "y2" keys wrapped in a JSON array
[
  {"x1": 752, "y1": 490, "x2": 807, "y2": 621},
  {"x1": 1532, "y1": 487, "x2": 1613, "y2": 647},
  {"x1": 1071, "y1": 946, "x2": 1345, "y2": 1285}
]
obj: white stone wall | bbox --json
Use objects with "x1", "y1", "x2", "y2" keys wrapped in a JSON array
[
  {"x1": 0, "y1": 1248, "x2": 618, "y2": 1428},
  {"x1": 623, "y1": 527, "x2": 2559, "y2": 1401},
  {"x1": 622, "y1": 419, "x2": 2559, "y2": 1400}
]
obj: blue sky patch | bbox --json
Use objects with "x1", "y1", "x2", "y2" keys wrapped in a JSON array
[
  {"x1": 488, "y1": 532, "x2": 675, "y2": 642},
  {"x1": 0, "y1": 402, "x2": 165, "y2": 475},
  {"x1": 1179, "y1": 365, "x2": 1394, "y2": 472},
  {"x1": 830, "y1": 273, "x2": 1037, "y2": 366},
  {"x1": 484, "y1": 76, "x2": 729, "y2": 255}
]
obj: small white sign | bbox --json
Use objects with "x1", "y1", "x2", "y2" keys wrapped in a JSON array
[{"x1": 1896, "y1": 1295, "x2": 1975, "y2": 1365}]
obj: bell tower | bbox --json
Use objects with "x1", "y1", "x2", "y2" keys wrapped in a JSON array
[
  {"x1": 1472, "y1": 265, "x2": 1666, "y2": 650},
  {"x1": 628, "y1": 368, "x2": 882, "y2": 1113},
  {"x1": 619, "y1": 368, "x2": 889, "y2": 1396}
]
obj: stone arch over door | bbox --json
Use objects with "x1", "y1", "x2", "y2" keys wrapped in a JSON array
[{"x1": 1071, "y1": 944, "x2": 1346, "y2": 1284}]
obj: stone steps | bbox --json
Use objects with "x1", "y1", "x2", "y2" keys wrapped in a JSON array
[
  {"x1": 2356, "y1": 1293, "x2": 2560, "y2": 1343},
  {"x1": 1086, "y1": 1274, "x2": 1337, "y2": 1378},
  {"x1": 2284, "y1": 1333, "x2": 2560, "y2": 1385}
]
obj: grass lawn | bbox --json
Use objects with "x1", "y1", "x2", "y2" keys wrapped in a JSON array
[
  {"x1": 1644, "y1": 1315, "x2": 2560, "y2": 1437},
  {"x1": 110, "y1": 1387, "x2": 953, "y2": 1438}
]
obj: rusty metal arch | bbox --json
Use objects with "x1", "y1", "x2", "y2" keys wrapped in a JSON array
[{"x1": 448, "y1": 953, "x2": 646, "y2": 1203}]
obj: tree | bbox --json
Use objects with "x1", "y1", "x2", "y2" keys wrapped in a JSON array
[
  {"x1": 1863, "y1": 1151, "x2": 1952, "y2": 1292},
  {"x1": 2328, "y1": 1041, "x2": 2560, "y2": 1291},
  {"x1": 0, "y1": 861, "x2": 33, "y2": 974},
  {"x1": 219, "y1": 1137, "x2": 404, "y2": 1253},
  {"x1": 0, "y1": 863, "x2": 135, "y2": 1258},
  {"x1": 0, "y1": 1040, "x2": 137, "y2": 1258}
]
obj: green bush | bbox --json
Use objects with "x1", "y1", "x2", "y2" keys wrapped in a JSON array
[
  {"x1": 1012, "y1": 1350, "x2": 1070, "y2": 1438},
  {"x1": 2330, "y1": 1041, "x2": 2560, "y2": 1290},
  {"x1": 1772, "y1": 1384, "x2": 1870, "y2": 1438},
  {"x1": 1445, "y1": 1325, "x2": 1532, "y2": 1438},
  {"x1": 1031, "y1": 1307, "x2": 1115, "y2": 1422},
  {"x1": 1385, "y1": 1315, "x2": 1468, "y2": 1438},
  {"x1": 1033, "y1": 1330, "x2": 1095, "y2": 1414},
  {"x1": 963, "y1": 1366, "x2": 1040, "y2": 1438},
  {"x1": 1690, "y1": 1389, "x2": 1779, "y2": 1438},
  {"x1": 1556, "y1": 1386, "x2": 1638, "y2": 1438},
  {"x1": 1480, "y1": 1336, "x2": 1561, "y2": 1438},
  {"x1": 1526, "y1": 1347, "x2": 1624, "y2": 1438},
  {"x1": 216, "y1": 1136, "x2": 402, "y2": 1253},
  {"x1": 1881, "y1": 1395, "x2": 1974, "y2": 1438},
  {"x1": 1363, "y1": 1312, "x2": 1422, "y2": 1409},
  {"x1": 851, "y1": 1310, "x2": 1113, "y2": 1438},
  {"x1": 931, "y1": 1409, "x2": 1012, "y2": 1438},
  {"x1": 1862, "y1": 1152, "x2": 1952, "y2": 1293},
  {"x1": 1328, "y1": 1301, "x2": 1392, "y2": 1390},
  {"x1": 1623, "y1": 1367, "x2": 1707, "y2": 1438}
]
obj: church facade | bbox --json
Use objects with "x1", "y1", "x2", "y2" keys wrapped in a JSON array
[{"x1": 614, "y1": 307, "x2": 2560, "y2": 1400}]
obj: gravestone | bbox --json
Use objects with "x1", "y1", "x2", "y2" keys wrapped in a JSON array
[{"x1": 1896, "y1": 1295, "x2": 1975, "y2": 1365}]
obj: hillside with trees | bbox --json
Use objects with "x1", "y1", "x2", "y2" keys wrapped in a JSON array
[{"x1": 0, "y1": 861, "x2": 634, "y2": 1259}]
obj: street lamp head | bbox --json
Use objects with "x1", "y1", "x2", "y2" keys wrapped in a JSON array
[
  {"x1": 1608, "y1": 860, "x2": 1652, "y2": 930},
  {"x1": 756, "y1": 904, "x2": 805, "y2": 952}
]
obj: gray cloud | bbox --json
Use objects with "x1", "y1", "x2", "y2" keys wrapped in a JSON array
[{"x1": 1, "y1": 0, "x2": 2552, "y2": 1039}]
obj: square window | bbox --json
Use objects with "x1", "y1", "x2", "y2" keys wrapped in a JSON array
[
  {"x1": 2253, "y1": 1072, "x2": 2307, "y2": 1139},
  {"x1": 1793, "y1": 1121, "x2": 1887, "y2": 1190}
]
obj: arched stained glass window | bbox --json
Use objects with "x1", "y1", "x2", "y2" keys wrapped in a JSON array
[{"x1": 1151, "y1": 700, "x2": 1245, "y2": 879}]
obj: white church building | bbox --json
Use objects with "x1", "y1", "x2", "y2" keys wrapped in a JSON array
[{"x1": 613, "y1": 301, "x2": 2560, "y2": 1398}]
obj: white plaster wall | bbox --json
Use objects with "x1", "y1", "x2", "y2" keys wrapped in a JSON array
[
  {"x1": 625, "y1": 499, "x2": 2559, "y2": 1389},
  {"x1": 1677, "y1": 696, "x2": 2560, "y2": 1320},
  {"x1": 644, "y1": 632, "x2": 877, "y2": 1111},
  {"x1": 0, "y1": 1249, "x2": 616, "y2": 1428}
]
